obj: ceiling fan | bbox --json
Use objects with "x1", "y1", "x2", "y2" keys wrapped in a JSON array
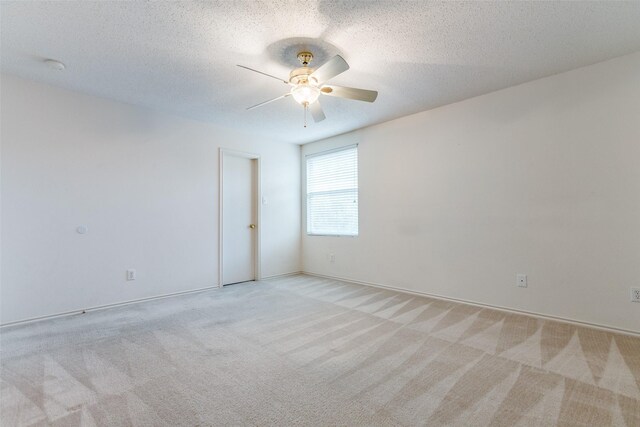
[{"x1": 238, "y1": 52, "x2": 378, "y2": 126}]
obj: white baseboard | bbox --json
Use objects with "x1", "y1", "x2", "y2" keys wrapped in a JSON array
[
  {"x1": 1, "y1": 270, "x2": 305, "y2": 328},
  {"x1": 303, "y1": 271, "x2": 640, "y2": 338},
  {"x1": 260, "y1": 271, "x2": 303, "y2": 280},
  {"x1": 0, "y1": 283, "x2": 221, "y2": 329},
  {"x1": 6, "y1": 270, "x2": 636, "y2": 338}
]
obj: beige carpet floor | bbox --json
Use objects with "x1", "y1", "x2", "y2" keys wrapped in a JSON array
[{"x1": 1, "y1": 274, "x2": 639, "y2": 426}]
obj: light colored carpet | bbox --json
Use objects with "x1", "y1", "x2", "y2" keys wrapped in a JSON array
[{"x1": 1, "y1": 274, "x2": 639, "y2": 426}]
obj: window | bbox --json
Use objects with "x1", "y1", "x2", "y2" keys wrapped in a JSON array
[{"x1": 306, "y1": 145, "x2": 358, "y2": 236}]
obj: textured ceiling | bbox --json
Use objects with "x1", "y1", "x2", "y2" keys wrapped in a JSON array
[{"x1": 2, "y1": 1, "x2": 640, "y2": 144}]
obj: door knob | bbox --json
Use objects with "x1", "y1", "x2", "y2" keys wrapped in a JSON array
[{"x1": 249, "y1": 224, "x2": 256, "y2": 229}]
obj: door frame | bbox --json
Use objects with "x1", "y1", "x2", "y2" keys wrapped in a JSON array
[{"x1": 218, "y1": 148, "x2": 261, "y2": 288}]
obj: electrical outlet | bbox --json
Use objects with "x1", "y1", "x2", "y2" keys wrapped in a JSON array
[
  {"x1": 126, "y1": 269, "x2": 136, "y2": 281},
  {"x1": 516, "y1": 274, "x2": 527, "y2": 288},
  {"x1": 631, "y1": 287, "x2": 640, "y2": 303}
]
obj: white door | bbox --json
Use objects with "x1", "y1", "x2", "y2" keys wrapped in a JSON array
[{"x1": 222, "y1": 153, "x2": 257, "y2": 285}]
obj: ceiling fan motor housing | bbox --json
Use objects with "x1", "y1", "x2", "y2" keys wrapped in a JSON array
[{"x1": 289, "y1": 66, "x2": 315, "y2": 85}]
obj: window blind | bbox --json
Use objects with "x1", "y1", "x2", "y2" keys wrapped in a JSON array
[{"x1": 306, "y1": 145, "x2": 358, "y2": 236}]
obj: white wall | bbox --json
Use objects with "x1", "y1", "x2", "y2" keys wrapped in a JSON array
[
  {"x1": 302, "y1": 52, "x2": 640, "y2": 333},
  {"x1": 1, "y1": 74, "x2": 301, "y2": 324}
]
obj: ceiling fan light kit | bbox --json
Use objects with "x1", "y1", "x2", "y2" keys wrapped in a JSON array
[
  {"x1": 291, "y1": 83, "x2": 320, "y2": 105},
  {"x1": 238, "y1": 50, "x2": 378, "y2": 127}
]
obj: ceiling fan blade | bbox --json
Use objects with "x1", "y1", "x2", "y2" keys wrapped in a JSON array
[
  {"x1": 309, "y1": 101, "x2": 326, "y2": 122},
  {"x1": 308, "y1": 55, "x2": 349, "y2": 85},
  {"x1": 237, "y1": 65, "x2": 290, "y2": 85},
  {"x1": 246, "y1": 93, "x2": 290, "y2": 110},
  {"x1": 320, "y1": 85, "x2": 378, "y2": 102}
]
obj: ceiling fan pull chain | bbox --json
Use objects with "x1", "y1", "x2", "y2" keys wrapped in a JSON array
[{"x1": 304, "y1": 103, "x2": 308, "y2": 128}]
